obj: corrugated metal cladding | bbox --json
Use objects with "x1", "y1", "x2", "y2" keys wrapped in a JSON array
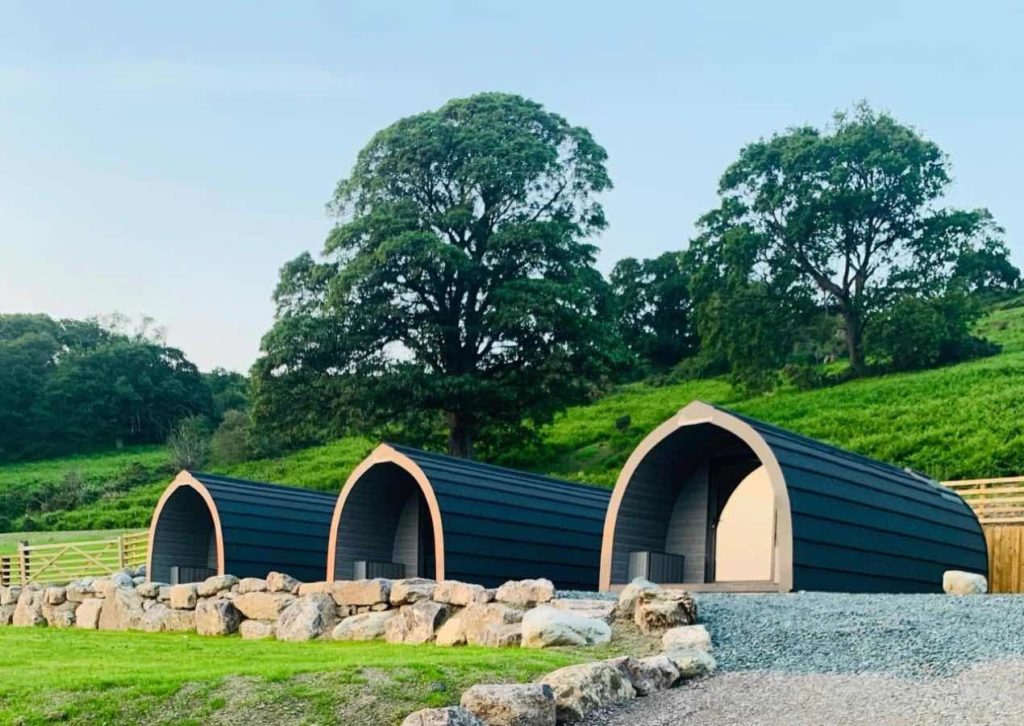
[
  {"x1": 381, "y1": 445, "x2": 611, "y2": 590},
  {"x1": 152, "y1": 473, "x2": 337, "y2": 582},
  {"x1": 730, "y1": 409, "x2": 988, "y2": 593}
]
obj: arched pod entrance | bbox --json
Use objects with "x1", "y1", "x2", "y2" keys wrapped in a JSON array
[
  {"x1": 147, "y1": 471, "x2": 337, "y2": 584},
  {"x1": 601, "y1": 401, "x2": 988, "y2": 593},
  {"x1": 328, "y1": 444, "x2": 611, "y2": 589}
]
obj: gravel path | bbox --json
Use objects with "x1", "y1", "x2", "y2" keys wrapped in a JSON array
[{"x1": 593, "y1": 592, "x2": 1024, "y2": 724}]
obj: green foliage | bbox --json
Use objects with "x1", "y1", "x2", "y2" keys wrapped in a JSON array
[
  {"x1": 204, "y1": 368, "x2": 249, "y2": 420},
  {"x1": 690, "y1": 102, "x2": 1018, "y2": 373},
  {"x1": 0, "y1": 314, "x2": 214, "y2": 462},
  {"x1": 166, "y1": 415, "x2": 210, "y2": 470},
  {"x1": 210, "y1": 410, "x2": 253, "y2": 465},
  {"x1": 0, "y1": 629, "x2": 579, "y2": 725},
  {"x1": 252, "y1": 92, "x2": 625, "y2": 458},
  {"x1": 610, "y1": 252, "x2": 697, "y2": 371}
]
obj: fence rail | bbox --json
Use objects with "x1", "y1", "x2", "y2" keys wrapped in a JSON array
[
  {"x1": 0, "y1": 531, "x2": 148, "y2": 587},
  {"x1": 944, "y1": 477, "x2": 1024, "y2": 593}
]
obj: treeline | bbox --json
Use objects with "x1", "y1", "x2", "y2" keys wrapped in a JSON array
[{"x1": 0, "y1": 314, "x2": 246, "y2": 463}]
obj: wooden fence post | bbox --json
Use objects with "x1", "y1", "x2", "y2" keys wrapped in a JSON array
[
  {"x1": 18, "y1": 540, "x2": 30, "y2": 585},
  {"x1": 118, "y1": 535, "x2": 127, "y2": 570}
]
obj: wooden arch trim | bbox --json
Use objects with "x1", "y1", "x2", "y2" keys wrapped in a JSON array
[
  {"x1": 326, "y1": 443, "x2": 447, "y2": 583},
  {"x1": 146, "y1": 470, "x2": 227, "y2": 582},
  {"x1": 599, "y1": 400, "x2": 794, "y2": 592}
]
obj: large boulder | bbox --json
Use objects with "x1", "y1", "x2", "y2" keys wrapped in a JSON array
[
  {"x1": 663, "y1": 648, "x2": 716, "y2": 679},
  {"x1": 266, "y1": 571, "x2": 301, "y2": 594},
  {"x1": 460, "y1": 683, "x2": 556, "y2": 726},
  {"x1": 239, "y1": 619, "x2": 277, "y2": 640},
  {"x1": 661, "y1": 624, "x2": 711, "y2": 652},
  {"x1": 140, "y1": 603, "x2": 195, "y2": 633},
  {"x1": 332, "y1": 611, "x2": 396, "y2": 641},
  {"x1": 495, "y1": 579, "x2": 555, "y2": 606},
  {"x1": 462, "y1": 603, "x2": 524, "y2": 646},
  {"x1": 169, "y1": 583, "x2": 199, "y2": 610},
  {"x1": 607, "y1": 655, "x2": 679, "y2": 696},
  {"x1": 75, "y1": 598, "x2": 104, "y2": 629},
  {"x1": 401, "y1": 706, "x2": 484, "y2": 726},
  {"x1": 44, "y1": 586, "x2": 66, "y2": 606},
  {"x1": 390, "y1": 578, "x2": 438, "y2": 605},
  {"x1": 478, "y1": 623, "x2": 523, "y2": 648},
  {"x1": 64, "y1": 581, "x2": 94, "y2": 603},
  {"x1": 135, "y1": 581, "x2": 165, "y2": 599},
  {"x1": 95, "y1": 571, "x2": 135, "y2": 598},
  {"x1": 276, "y1": 593, "x2": 336, "y2": 642},
  {"x1": 616, "y1": 578, "x2": 659, "y2": 619},
  {"x1": 433, "y1": 581, "x2": 493, "y2": 607},
  {"x1": 634, "y1": 590, "x2": 696, "y2": 633},
  {"x1": 0, "y1": 603, "x2": 15, "y2": 625},
  {"x1": 333, "y1": 578, "x2": 391, "y2": 607},
  {"x1": 98, "y1": 587, "x2": 146, "y2": 631},
  {"x1": 550, "y1": 598, "x2": 617, "y2": 623},
  {"x1": 234, "y1": 592, "x2": 296, "y2": 620},
  {"x1": 385, "y1": 601, "x2": 448, "y2": 645},
  {"x1": 238, "y1": 577, "x2": 268, "y2": 594},
  {"x1": 42, "y1": 601, "x2": 77, "y2": 628},
  {"x1": 1, "y1": 586, "x2": 21, "y2": 606},
  {"x1": 197, "y1": 575, "x2": 239, "y2": 598},
  {"x1": 521, "y1": 606, "x2": 611, "y2": 648},
  {"x1": 943, "y1": 570, "x2": 988, "y2": 595},
  {"x1": 13, "y1": 587, "x2": 46, "y2": 627},
  {"x1": 539, "y1": 661, "x2": 636, "y2": 723},
  {"x1": 195, "y1": 598, "x2": 241, "y2": 636}
]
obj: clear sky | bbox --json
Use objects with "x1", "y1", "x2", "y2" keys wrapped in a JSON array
[{"x1": 2, "y1": 1, "x2": 1021, "y2": 372}]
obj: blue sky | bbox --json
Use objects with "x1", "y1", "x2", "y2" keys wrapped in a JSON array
[{"x1": 2, "y1": 1, "x2": 1021, "y2": 371}]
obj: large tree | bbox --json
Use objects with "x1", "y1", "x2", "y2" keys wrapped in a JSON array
[
  {"x1": 253, "y1": 93, "x2": 623, "y2": 457},
  {"x1": 691, "y1": 103, "x2": 1013, "y2": 372}
]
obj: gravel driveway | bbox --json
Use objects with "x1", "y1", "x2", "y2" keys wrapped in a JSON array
[{"x1": 595, "y1": 592, "x2": 1024, "y2": 725}]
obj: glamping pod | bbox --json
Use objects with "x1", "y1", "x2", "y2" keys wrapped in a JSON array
[
  {"x1": 327, "y1": 444, "x2": 611, "y2": 590},
  {"x1": 148, "y1": 471, "x2": 337, "y2": 584},
  {"x1": 601, "y1": 401, "x2": 988, "y2": 593}
]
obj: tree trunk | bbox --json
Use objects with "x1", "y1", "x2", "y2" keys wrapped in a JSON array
[
  {"x1": 446, "y1": 412, "x2": 475, "y2": 459},
  {"x1": 841, "y1": 309, "x2": 864, "y2": 374}
]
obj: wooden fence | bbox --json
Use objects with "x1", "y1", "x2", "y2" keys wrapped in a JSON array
[
  {"x1": 944, "y1": 476, "x2": 1024, "y2": 593},
  {"x1": 0, "y1": 531, "x2": 148, "y2": 587}
]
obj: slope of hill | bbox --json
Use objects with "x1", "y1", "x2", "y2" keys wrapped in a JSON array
[{"x1": 3, "y1": 305, "x2": 1023, "y2": 534}]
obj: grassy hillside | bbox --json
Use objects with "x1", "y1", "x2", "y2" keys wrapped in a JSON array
[{"x1": 3, "y1": 305, "x2": 1024, "y2": 535}]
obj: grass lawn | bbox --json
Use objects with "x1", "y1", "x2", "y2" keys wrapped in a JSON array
[{"x1": 0, "y1": 629, "x2": 583, "y2": 725}]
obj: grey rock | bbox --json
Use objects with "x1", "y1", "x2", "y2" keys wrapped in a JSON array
[
  {"x1": 239, "y1": 619, "x2": 277, "y2": 640},
  {"x1": 266, "y1": 571, "x2": 302, "y2": 594},
  {"x1": 401, "y1": 706, "x2": 484, "y2": 726},
  {"x1": 195, "y1": 598, "x2": 241, "y2": 636},
  {"x1": 662, "y1": 624, "x2": 712, "y2": 652},
  {"x1": 615, "y1": 577, "x2": 658, "y2": 619},
  {"x1": 539, "y1": 661, "x2": 636, "y2": 722},
  {"x1": 521, "y1": 606, "x2": 611, "y2": 648},
  {"x1": 385, "y1": 601, "x2": 448, "y2": 644},
  {"x1": 634, "y1": 590, "x2": 697, "y2": 633},
  {"x1": 13, "y1": 587, "x2": 46, "y2": 627},
  {"x1": 332, "y1": 610, "x2": 396, "y2": 641},
  {"x1": 943, "y1": 570, "x2": 987, "y2": 595},
  {"x1": 390, "y1": 578, "x2": 438, "y2": 605},
  {"x1": 495, "y1": 578, "x2": 555, "y2": 606},
  {"x1": 238, "y1": 577, "x2": 269, "y2": 594},
  {"x1": 234, "y1": 592, "x2": 296, "y2": 620},
  {"x1": 460, "y1": 683, "x2": 556, "y2": 726},
  {"x1": 276, "y1": 593, "x2": 336, "y2": 642},
  {"x1": 140, "y1": 603, "x2": 195, "y2": 632},
  {"x1": 98, "y1": 587, "x2": 145, "y2": 631},
  {"x1": 197, "y1": 574, "x2": 239, "y2": 598},
  {"x1": 169, "y1": 583, "x2": 198, "y2": 610},
  {"x1": 607, "y1": 655, "x2": 680, "y2": 696},
  {"x1": 75, "y1": 599, "x2": 104, "y2": 629}
]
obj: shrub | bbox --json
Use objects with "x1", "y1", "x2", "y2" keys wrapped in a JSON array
[
  {"x1": 210, "y1": 410, "x2": 253, "y2": 465},
  {"x1": 167, "y1": 415, "x2": 210, "y2": 470}
]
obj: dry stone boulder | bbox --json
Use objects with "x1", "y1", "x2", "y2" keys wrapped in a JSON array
[
  {"x1": 195, "y1": 598, "x2": 241, "y2": 636},
  {"x1": 634, "y1": 590, "x2": 696, "y2": 633},
  {"x1": 616, "y1": 577, "x2": 659, "y2": 619},
  {"x1": 238, "y1": 577, "x2": 268, "y2": 594},
  {"x1": 464, "y1": 603, "x2": 524, "y2": 646},
  {"x1": 276, "y1": 593, "x2": 336, "y2": 642},
  {"x1": 94, "y1": 571, "x2": 134, "y2": 597},
  {"x1": 140, "y1": 603, "x2": 195, "y2": 632},
  {"x1": 1, "y1": 586, "x2": 21, "y2": 606},
  {"x1": 550, "y1": 598, "x2": 616, "y2": 623},
  {"x1": 333, "y1": 578, "x2": 391, "y2": 607},
  {"x1": 135, "y1": 581, "x2": 164, "y2": 599},
  {"x1": 433, "y1": 580, "x2": 493, "y2": 606},
  {"x1": 14, "y1": 587, "x2": 47, "y2": 627},
  {"x1": 266, "y1": 571, "x2": 301, "y2": 594},
  {"x1": 460, "y1": 683, "x2": 556, "y2": 726},
  {"x1": 479, "y1": 623, "x2": 523, "y2": 648},
  {"x1": 607, "y1": 655, "x2": 679, "y2": 696},
  {"x1": 390, "y1": 578, "x2": 438, "y2": 605},
  {"x1": 385, "y1": 601, "x2": 448, "y2": 644},
  {"x1": 65, "y1": 581, "x2": 94, "y2": 603},
  {"x1": 0, "y1": 603, "x2": 15, "y2": 625},
  {"x1": 297, "y1": 581, "x2": 333, "y2": 596},
  {"x1": 197, "y1": 575, "x2": 239, "y2": 598},
  {"x1": 521, "y1": 606, "x2": 611, "y2": 648},
  {"x1": 943, "y1": 570, "x2": 987, "y2": 595},
  {"x1": 495, "y1": 578, "x2": 555, "y2": 606},
  {"x1": 332, "y1": 610, "x2": 396, "y2": 641},
  {"x1": 44, "y1": 586, "x2": 66, "y2": 606},
  {"x1": 75, "y1": 598, "x2": 104, "y2": 629},
  {"x1": 401, "y1": 706, "x2": 484, "y2": 726},
  {"x1": 234, "y1": 592, "x2": 296, "y2": 620},
  {"x1": 42, "y1": 601, "x2": 77, "y2": 628},
  {"x1": 239, "y1": 619, "x2": 276, "y2": 640},
  {"x1": 539, "y1": 661, "x2": 636, "y2": 723},
  {"x1": 662, "y1": 624, "x2": 711, "y2": 652},
  {"x1": 98, "y1": 588, "x2": 145, "y2": 631},
  {"x1": 169, "y1": 583, "x2": 199, "y2": 610},
  {"x1": 664, "y1": 648, "x2": 716, "y2": 679}
]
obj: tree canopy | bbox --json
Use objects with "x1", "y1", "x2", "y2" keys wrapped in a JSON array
[
  {"x1": 252, "y1": 92, "x2": 625, "y2": 457},
  {"x1": 689, "y1": 103, "x2": 1017, "y2": 374}
]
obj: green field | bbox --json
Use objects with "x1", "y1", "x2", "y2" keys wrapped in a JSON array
[
  {"x1": 0, "y1": 629, "x2": 580, "y2": 725},
  {"x1": 3, "y1": 303, "x2": 1024, "y2": 536},
  {"x1": 0, "y1": 529, "x2": 143, "y2": 556}
]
